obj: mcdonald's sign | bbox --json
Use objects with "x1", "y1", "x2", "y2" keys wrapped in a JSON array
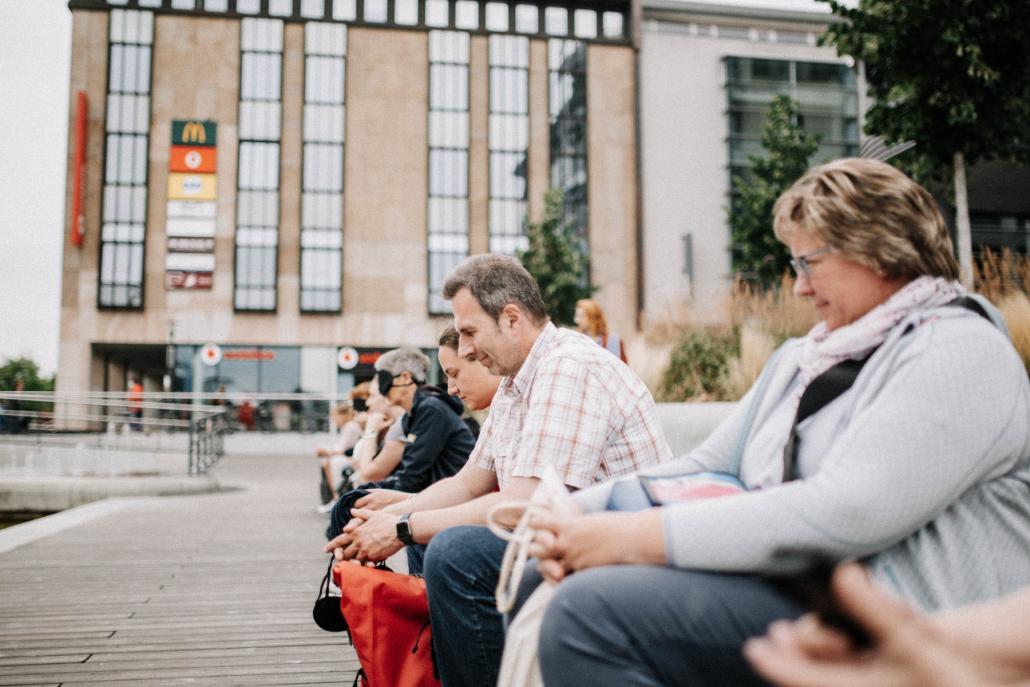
[{"x1": 172, "y1": 120, "x2": 216, "y2": 147}]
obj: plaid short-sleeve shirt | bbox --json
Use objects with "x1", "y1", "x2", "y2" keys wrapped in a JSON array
[{"x1": 471, "y1": 323, "x2": 672, "y2": 489}]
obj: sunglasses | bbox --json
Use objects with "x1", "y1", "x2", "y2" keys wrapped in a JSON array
[{"x1": 375, "y1": 369, "x2": 420, "y2": 396}]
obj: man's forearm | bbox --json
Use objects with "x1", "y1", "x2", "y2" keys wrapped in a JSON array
[
  {"x1": 385, "y1": 474, "x2": 479, "y2": 515},
  {"x1": 407, "y1": 491, "x2": 511, "y2": 544},
  {"x1": 405, "y1": 478, "x2": 539, "y2": 545}
]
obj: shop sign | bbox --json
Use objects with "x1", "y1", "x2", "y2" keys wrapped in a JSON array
[
  {"x1": 168, "y1": 173, "x2": 217, "y2": 201},
  {"x1": 167, "y1": 200, "x2": 217, "y2": 219},
  {"x1": 200, "y1": 343, "x2": 223, "y2": 366},
  {"x1": 224, "y1": 349, "x2": 276, "y2": 361},
  {"x1": 337, "y1": 346, "x2": 359, "y2": 370},
  {"x1": 170, "y1": 145, "x2": 217, "y2": 174},
  {"x1": 166, "y1": 217, "x2": 217, "y2": 237},
  {"x1": 167, "y1": 237, "x2": 215, "y2": 253},
  {"x1": 166, "y1": 270, "x2": 213, "y2": 290},
  {"x1": 172, "y1": 120, "x2": 217, "y2": 147},
  {"x1": 166, "y1": 252, "x2": 216, "y2": 272}
]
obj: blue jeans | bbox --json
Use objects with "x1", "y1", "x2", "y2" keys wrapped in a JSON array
[
  {"x1": 538, "y1": 566, "x2": 804, "y2": 687},
  {"x1": 423, "y1": 526, "x2": 508, "y2": 687}
]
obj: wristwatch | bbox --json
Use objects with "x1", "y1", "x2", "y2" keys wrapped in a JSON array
[{"x1": 396, "y1": 512, "x2": 416, "y2": 546}]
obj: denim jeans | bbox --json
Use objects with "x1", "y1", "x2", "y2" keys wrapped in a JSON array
[
  {"x1": 423, "y1": 526, "x2": 508, "y2": 687},
  {"x1": 538, "y1": 566, "x2": 804, "y2": 687}
]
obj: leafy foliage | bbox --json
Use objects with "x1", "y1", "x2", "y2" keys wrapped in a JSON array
[
  {"x1": 729, "y1": 96, "x2": 820, "y2": 287},
  {"x1": 658, "y1": 330, "x2": 739, "y2": 402},
  {"x1": 0, "y1": 356, "x2": 55, "y2": 415},
  {"x1": 518, "y1": 189, "x2": 596, "y2": 326},
  {"x1": 820, "y1": 0, "x2": 1030, "y2": 177}
]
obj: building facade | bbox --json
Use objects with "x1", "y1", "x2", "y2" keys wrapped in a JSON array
[{"x1": 57, "y1": 0, "x2": 639, "y2": 407}]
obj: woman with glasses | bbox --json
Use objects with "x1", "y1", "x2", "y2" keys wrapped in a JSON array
[{"x1": 523, "y1": 158, "x2": 1030, "y2": 687}]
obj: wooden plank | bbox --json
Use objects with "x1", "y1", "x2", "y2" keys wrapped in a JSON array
[{"x1": 0, "y1": 454, "x2": 360, "y2": 685}]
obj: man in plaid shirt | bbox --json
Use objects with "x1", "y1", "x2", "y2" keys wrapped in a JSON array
[{"x1": 325, "y1": 254, "x2": 671, "y2": 687}]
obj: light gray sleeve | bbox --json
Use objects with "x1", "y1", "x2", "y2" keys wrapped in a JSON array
[
  {"x1": 573, "y1": 344, "x2": 793, "y2": 512},
  {"x1": 385, "y1": 416, "x2": 406, "y2": 441},
  {"x1": 661, "y1": 321, "x2": 1030, "y2": 572}
]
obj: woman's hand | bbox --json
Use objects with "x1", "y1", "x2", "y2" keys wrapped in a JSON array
[
  {"x1": 744, "y1": 563, "x2": 1028, "y2": 687},
  {"x1": 527, "y1": 509, "x2": 665, "y2": 583}
]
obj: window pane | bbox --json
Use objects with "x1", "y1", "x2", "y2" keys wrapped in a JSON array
[
  {"x1": 426, "y1": 0, "x2": 449, "y2": 27},
  {"x1": 395, "y1": 0, "x2": 418, "y2": 25},
  {"x1": 485, "y1": 2, "x2": 508, "y2": 31},
  {"x1": 364, "y1": 0, "x2": 387, "y2": 23},
  {"x1": 515, "y1": 4, "x2": 538, "y2": 33}
]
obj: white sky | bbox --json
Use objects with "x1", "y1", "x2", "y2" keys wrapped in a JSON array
[
  {"x1": 0, "y1": 0, "x2": 71, "y2": 377},
  {"x1": 0, "y1": 0, "x2": 834, "y2": 379}
]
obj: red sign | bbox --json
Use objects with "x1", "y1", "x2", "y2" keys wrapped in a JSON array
[
  {"x1": 71, "y1": 91, "x2": 88, "y2": 247},
  {"x1": 358, "y1": 352, "x2": 382, "y2": 365},
  {"x1": 170, "y1": 145, "x2": 217, "y2": 173},
  {"x1": 165, "y1": 270, "x2": 213, "y2": 290},
  {"x1": 224, "y1": 349, "x2": 276, "y2": 361}
]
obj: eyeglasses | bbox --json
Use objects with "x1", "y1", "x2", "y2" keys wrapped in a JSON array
[{"x1": 790, "y1": 246, "x2": 834, "y2": 278}]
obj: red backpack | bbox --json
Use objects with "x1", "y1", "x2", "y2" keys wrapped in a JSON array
[{"x1": 334, "y1": 563, "x2": 441, "y2": 687}]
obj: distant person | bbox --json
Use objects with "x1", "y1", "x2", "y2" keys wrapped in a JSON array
[
  {"x1": 574, "y1": 298, "x2": 627, "y2": 363},
  {"x1": 127, "y1": 376, "x2": 144, "y2": 431}
]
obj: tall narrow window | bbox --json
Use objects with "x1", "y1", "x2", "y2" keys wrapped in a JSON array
[
  {"x1": 548, "y1": 39, "x2": 588, "y2": 245},
  {"x1": 99, "y1": 9, "x2": 153, "y2": 309},
  {"x1": 235, "y1": 18, "x2": 284, "y2": 311},
  {"x1": 427, "y1": 31, "x2": 470, "y2": 314},
  {"x1": 301, "y1": 22, "x2": 346, "y2": 312},
  {"x1": 488, "y1": 35, "x2": 529, "y2": 255}
]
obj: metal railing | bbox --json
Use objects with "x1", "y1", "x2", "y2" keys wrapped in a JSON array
[{"x1": 0, "y1": 391, "x2": 229, "y2": 476}]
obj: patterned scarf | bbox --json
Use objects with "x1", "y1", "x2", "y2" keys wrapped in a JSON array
[{"x1": 797, "y1": 275, "x2": 966, "y2": 392}]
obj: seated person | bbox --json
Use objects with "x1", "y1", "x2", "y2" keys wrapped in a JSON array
[
  {"x1": 316, "y1": 403, "x2": 363, "y2": 507},
  {"x1": 746, "y1": 562, "x2": 1030, "y2": 687},
  {"x1": 326, "y1": 255, "x2": 671, "y2": 687},
  {"x1": 348, "y1": 380, "x2": 407, "y2": 484},
  {"x1": 522, "y1": 158, "x2": 1030, "y2": 687},
  {"x1": 329, "y1": 347, "x2": 476, "y2": 538}
]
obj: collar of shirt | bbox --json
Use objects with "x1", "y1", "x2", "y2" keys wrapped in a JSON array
[{"x1": 500, "y1": 321, "x2": 558, "y2": 400}]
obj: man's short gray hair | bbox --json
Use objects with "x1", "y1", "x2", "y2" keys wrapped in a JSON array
[
  {"x1": 442, "y1": 254, "x2": 548, "y2": 323},
  {"x1": 375, "y1": 347, "x2": 430, "y2": 382}
]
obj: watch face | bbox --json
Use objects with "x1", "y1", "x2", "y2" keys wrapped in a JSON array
[{"x1": 396, "y1": 514, "x2": 414, "y2": 545}]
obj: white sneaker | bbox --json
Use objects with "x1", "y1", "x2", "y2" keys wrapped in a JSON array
[{"x1": 317, "y1": 500, "x2": 337, "y2": 515}]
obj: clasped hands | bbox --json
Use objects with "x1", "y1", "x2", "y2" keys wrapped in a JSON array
[{"x1": 323, "y1": 489, "x2": 410, "y2": 563}]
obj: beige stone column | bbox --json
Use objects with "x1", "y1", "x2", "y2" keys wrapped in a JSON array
[
  {"x1": 587, "y1": 45, "x2": 638, "y2": 337},
  {"x1": 527, "y1": 39, "x2": 550, "y2": 223},
  {"x1": 468, "y1": 35, "x2": 489, "y2": 256},
  {"x1": 341, "y1": 27, "x2": 428, "y2": 321},
  {"x1": 277, "y1": 22, "x2": 304, "y2": 319}
]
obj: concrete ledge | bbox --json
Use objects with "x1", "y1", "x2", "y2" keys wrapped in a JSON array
[
  {"x1": 0, "y1": 474, "x2": 221, "y2": 513},
  {"x1": 0, "y1": 497, "x2": 148, "y2": 554}
]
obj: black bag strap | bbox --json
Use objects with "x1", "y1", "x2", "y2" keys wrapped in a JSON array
[
  {"x1": 782, "y1": 355, "x2": 872, "y2": 482},
  {"x1": 781, "y1": 295, "x2": 992, "y2": 482}
]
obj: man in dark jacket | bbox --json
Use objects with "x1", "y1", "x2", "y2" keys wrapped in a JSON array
[{"x1": 328, "y1": 348, "x2": 474, "y2": 551}]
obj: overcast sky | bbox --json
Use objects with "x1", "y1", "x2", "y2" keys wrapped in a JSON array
[
  {"x1": 0, "y1": 0, "x2": 71, "y2": 376},
  {"x1": 0, "y1": 0, "x2": 836, "y2": 379}
]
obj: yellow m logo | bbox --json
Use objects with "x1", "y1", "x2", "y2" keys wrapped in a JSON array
[{"x1": 182, "y1": 121, "x2": 206, "y2": 144}]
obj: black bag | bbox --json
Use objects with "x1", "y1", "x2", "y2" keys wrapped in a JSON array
[{"x1": 312, "y1": 554, "x2": 348, "y2": 632}]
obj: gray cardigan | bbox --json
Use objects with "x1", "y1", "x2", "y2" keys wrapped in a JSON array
[{"x1": 578, "y1": 297, "x2": 1030, "y2": 611}]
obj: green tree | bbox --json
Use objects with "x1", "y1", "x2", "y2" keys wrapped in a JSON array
[
  {"x1": 0, "y1": 356, "x2": 55, "y2": 415},
  {"x1": 819, "y1": 0, "x2": 1030, "y2": 286},
  {"x1": 729, "y1": 95, "x2": 821, "y2": 286},
  {"x1": 518, "y1": 188, "x2": 596, "y2": 326}
]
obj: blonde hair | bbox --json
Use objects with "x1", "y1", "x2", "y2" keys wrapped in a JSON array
[
  {"x1": 773, "y1": 158, "x2": 959, "y2": 281},
  {"x1": 576, "y1": 299, "x2": 608, "y2": 338}
]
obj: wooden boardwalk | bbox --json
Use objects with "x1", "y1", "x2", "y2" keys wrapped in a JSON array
[{"x1": 0, "y1": 453, "x2": 359, "y2": 685}]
